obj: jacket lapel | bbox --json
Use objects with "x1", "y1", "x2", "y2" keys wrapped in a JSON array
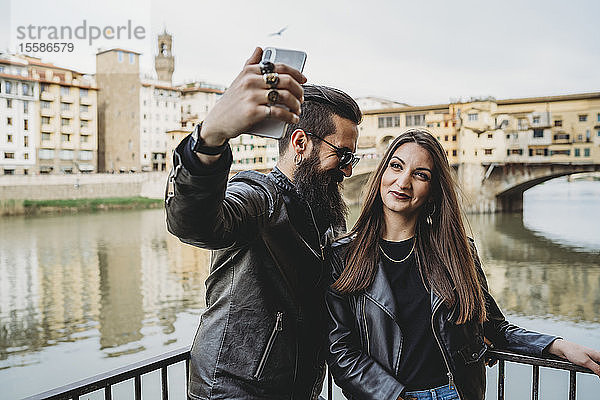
[{"x1": 365, "y1": 260, "x2": 399, "y2": 320}]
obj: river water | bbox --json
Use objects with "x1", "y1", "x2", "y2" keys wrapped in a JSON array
[{"x1": 0, "y1": 177, "x2": 599, "y2": 399}]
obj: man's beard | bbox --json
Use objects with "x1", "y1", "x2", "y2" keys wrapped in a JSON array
[{"x1": 293, "y1": 151, "x2": 348, "y2": 231}]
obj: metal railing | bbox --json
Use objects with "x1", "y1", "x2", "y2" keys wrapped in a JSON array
[
  {"x1": 24, "y1": 348, "x2": 596, "y2": 400},
  {"x1": 488, "y1": 349, "x2": 595, "y2": 400}
]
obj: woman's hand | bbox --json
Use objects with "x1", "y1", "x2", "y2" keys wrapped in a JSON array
[
  {"x1": 548, "y1": 339, "x2": 600, "y2": 377},
  {"x1": 200, "y1": 47, "x2": 307, "y2": 147}
]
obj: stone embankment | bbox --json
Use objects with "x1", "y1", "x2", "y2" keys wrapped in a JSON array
[{"x1": 0, "y1": 172, "x2": 168, "y2": 216}]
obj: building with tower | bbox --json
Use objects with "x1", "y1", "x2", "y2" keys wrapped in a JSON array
[{"x1": 96, "y1": 32, "x2": 224, "y2": 173}]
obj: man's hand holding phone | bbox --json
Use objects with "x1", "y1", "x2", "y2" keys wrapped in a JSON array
[{"x1": 197, "y1": 47, "x2": 306, "y2": 162}]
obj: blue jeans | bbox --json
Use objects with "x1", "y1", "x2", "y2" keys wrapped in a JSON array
[{"x1": 403, "y1": 384, "x2": 460, "y2": 400}]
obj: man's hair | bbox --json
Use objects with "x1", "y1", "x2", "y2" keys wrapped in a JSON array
[{"x1": 278, "y1": 85, "x2": 362, "y2": 155}]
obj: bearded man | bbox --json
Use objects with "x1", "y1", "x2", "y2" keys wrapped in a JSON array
[{"x1": 165, "y1": 47, "x2": 362, "y2": 400}]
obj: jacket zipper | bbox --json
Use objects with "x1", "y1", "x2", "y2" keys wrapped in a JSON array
[
  {"x1": 254, "y1": 311, "x2": 284, "y2": 380},
  {"x1": 431, "y1": 301, "x2": 462, "y2": 399},
  {"x1": 362, "y1": 296, "x2": 370, "y2": 355}
]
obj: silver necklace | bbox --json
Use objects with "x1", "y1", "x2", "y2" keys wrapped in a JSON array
[{"x1": 379, "y1": 237, "x2": 416, "y2": 263}]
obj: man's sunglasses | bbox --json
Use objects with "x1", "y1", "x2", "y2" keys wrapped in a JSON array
[{"x1": 305, "y1": 132, "x2": 360, "y2": 169}]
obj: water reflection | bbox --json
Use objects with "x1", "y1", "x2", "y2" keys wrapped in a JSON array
[
  {"x1": 0, "y1": 210, "x2": 210, "y2": 365},
  {"x1": 468, "y1": 213, "x2": 600, "y2": 323}
]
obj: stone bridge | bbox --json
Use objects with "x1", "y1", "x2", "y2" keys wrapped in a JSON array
[{"x1": 344, "y1": 159, "x2": 600, "y2": 213}]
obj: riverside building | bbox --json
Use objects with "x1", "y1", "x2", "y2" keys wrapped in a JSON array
[
  {"x1": 0, "y1": 55, "x2": 38, "y2": 175},
  {"x1": 358, "y1": 92, "x2": 600, "y2": 166}
]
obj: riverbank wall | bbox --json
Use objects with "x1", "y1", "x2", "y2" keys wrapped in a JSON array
[{"x1": 0, "y1": 172, "x2": 167, "y2": 216}]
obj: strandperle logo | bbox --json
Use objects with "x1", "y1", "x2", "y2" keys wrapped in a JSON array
[{"x1": 16, "y1": 20, "x2": 146, "y2": 45}]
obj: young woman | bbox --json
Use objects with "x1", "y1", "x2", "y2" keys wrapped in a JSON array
[{"x1": 325, "y1": 129, "x2": 600, "y2": 400}]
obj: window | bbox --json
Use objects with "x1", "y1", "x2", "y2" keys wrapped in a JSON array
[
  {"x1": 574, "y1": 148, "x2": 580, "y2": 157},
  {"x1": 4, "y1": 152, "x2": 14, "y2": 159},
  {"x1": 79, "y1": 150, "x2": 93, "y2": 160},
  {"x1": 532, "y1": 116, "x2": 540, "y2": 124},
  {"x1": 61, "y1": 102, "x2": 70, "y2": 111},
  {"x1": 444, "y1": 135, "x2": 449, "y2": 141},
  {"x1": 59, "y1": 149, "x2": 74, "y2": 160},
  {"x1": 597, "y1": 130, "x2": 600, "y2": 137},
  {"x1": 24, "y1": 120, "x2": 28, "y2": 130},
  {"x1": 39, "y1": 149, "x2": 54, "y2": 159},
  {"x1": 118, "y1": 51, "x2": 123, "y2": 62},
  {"x1": 597, "y1": 113, "x2": 600, "y2": 122},
  {"x1": 7, "y1": 134, "x2": 13, "y2": 143},
  {"x1": 578, "y1": 115, "x2": 587, "y2": 122},
  {"x1": 129, "y1": 53, "x2": 135, "y2": 64},
  {"x1": 550, "y1": 149, "x2": 570, "y2": 156},
  {"x1": 509, "y1": 149, "x2": 523, "y2": 155},
  {"x1": 7, "y1": 117, "x2": 12, "y2": 125},
  {"x1": 41, "y1": 101, "x2": 51, "y2": 109},
  {"x1": 61, "y1": 118, "x2": 70, "y2": 126},
  {"x1": 577, "y1": 134, "x2": 583, "y2": 141},
  {"x1": 5, "y1": 81, "x2": 12, "y2": 94},
  {"x1": 452, "y1": 135, "x2": 456, "y2": 141},
  {"x1": 23, "y1": 153, "x2": 29, "y2": 160},
  {"x1": 80, "y1": 88, "x2": 88, "y2": 98},
  {"x1": 6, "y1": 99, "x2": 12, "y2": 108},
  {"x1": 42, "y1": 116, "x2": 50, "y2": 125},
  {"x1": 22, "y1": 83, "x2": 30, "y2": 96},
  {"x1": 3, "y1": 169, "x2": 15, "y2": 175},
  {"x1": 584, "y1": 148, "x2": 590, "y2": 157},
  {"x1": 80, "y1": 120, "x2": 88, "y2": 128},
  {"x1": 61, "y1": 133, "x2": 71, "y2": 142},
  {"x1": 81, "y1": 135, "x2": 89, "y2": 143},
  {"x1": 80, "y1": 104, "x2": 89, "y2": 113},
  {"x1": 23, "y1": 101, "x2": 29, "y2": 113},
  {"x1": 484, "y1": 148, "x2": 493, "y2": 155},
  {"x1": 553, "y1": 133, "x2": 570, "y2": 141},
  {"x1": 406, "y1": 114, "x2": 426, "y2": 126},
  {"x1": 24, "y1": 136, "x2": 28, "y2": 147},
  {"x1": 468, "y1": 113, "x2": 478, "y2": 121},
  {"x1": 533, "y1": 129, "x2": 544, "y2": 138},
  {"x1": 452, "y1": 149, "x2": 457, "y2": 156},
  {"x1": 41, "y1": 133, "x2": 51, "y2": 141},
  {"x1": 518, "y1": 118, "x2": 527, "y2": 129},
  {"x1": 394, "y1": 115, "x2": 401, "y2": 127},
  {"x1": 41, "y1": 83, "x2": 49, "y2": 92},
  {"x1": 61, "y1": 86, "x2": 70, "y2": 96},
  {"x1": 487, "y1": 133, "x2": 493, "y2": 139}
]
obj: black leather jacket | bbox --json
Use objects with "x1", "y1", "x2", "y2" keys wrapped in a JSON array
[
  {"x1": 325, "y1": 236, "x2": 558, "y2": 400},
  {"x1": 165, "y1": 137, "x2": 339, "y2": 400}
]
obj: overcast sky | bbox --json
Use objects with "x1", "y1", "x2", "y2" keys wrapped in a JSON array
[{"x1": 1, "y1": 0, "x2": 599, "y2": 105}]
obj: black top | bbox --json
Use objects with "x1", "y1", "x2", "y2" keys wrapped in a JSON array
[{"x1": 379, "y1": 237, "x2": 448, "y2": 391}]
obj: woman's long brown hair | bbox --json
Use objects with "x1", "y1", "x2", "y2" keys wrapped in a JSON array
[{"x1": 332, "y1": 129, "x2": 486, "y2": 324}]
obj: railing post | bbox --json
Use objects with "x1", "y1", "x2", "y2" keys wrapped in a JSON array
[
  {"x1": 134, "y1": 375, "x2": 142, "y2": 400},
  {"x1": 531, "y1": 365, "x2": 539, "y2": 400},
  {"x1": 569, "y1": 371, "x2": 576, "y2": 400},
  {"x1": 161, "y1": 366, "x2": 169, "y2": 400},
  {"x1": 497, "y1": 359, "x2": 505, "y2": 400},
  {"x1": 328, "y1": 370, "x2": 333, "y2": 400}
]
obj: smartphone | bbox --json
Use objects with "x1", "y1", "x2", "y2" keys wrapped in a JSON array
[{"x1": 247, "y1": 47, "x2": 307, "y2": 139}]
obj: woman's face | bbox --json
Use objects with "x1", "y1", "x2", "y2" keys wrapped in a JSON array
[{"x1": 379, "y1": 142, "x2": 434, "y2": 218}]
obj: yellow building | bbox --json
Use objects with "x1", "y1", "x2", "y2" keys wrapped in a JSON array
[
  {"x1": 28, "y1": 58, "x2": 98, "y2": 174},
  {"x1": 360, "y1": 92, "x2": 600, "y2": 166}
]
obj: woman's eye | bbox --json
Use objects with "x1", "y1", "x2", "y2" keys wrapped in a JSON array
[
  {"x1": 415, "y1": 172, "x2": 430, "y2": 180},
  {"x1": 390, "y1": 162, "x2": 401, "y2": 169}
]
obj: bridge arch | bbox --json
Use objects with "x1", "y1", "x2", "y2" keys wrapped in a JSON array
[{"x1": 473, "y1": 163, "x2": 600, "y2": 213}]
